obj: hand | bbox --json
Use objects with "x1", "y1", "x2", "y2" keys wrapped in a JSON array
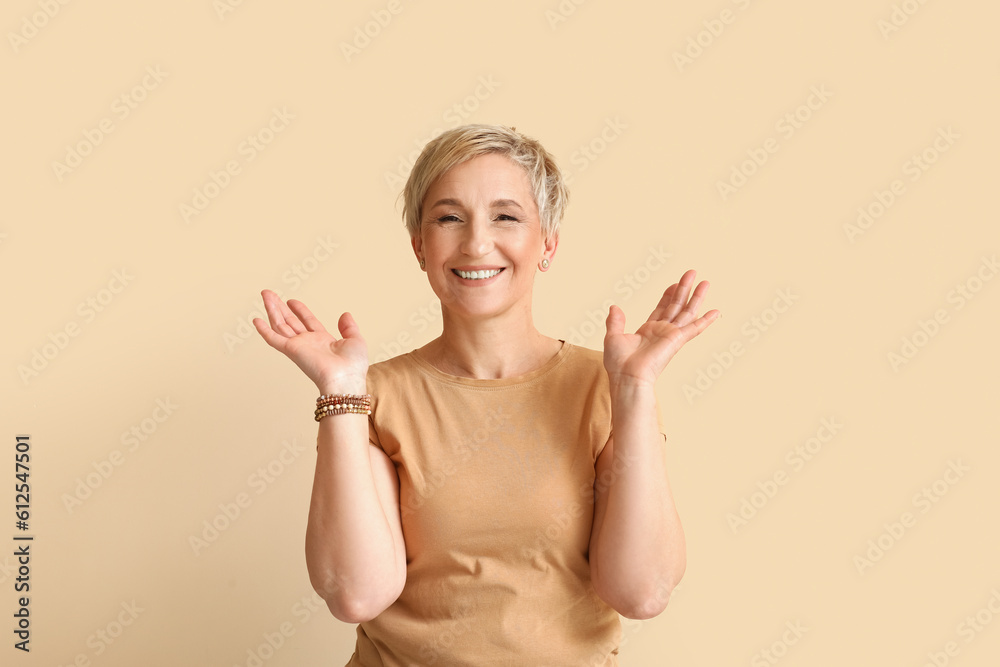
[
  {"x1": 252, "y1": 290, "x2": 368, "y2": 393},
  {"x1": 603, "y1": 269, "x2": 719, "y2": 387}
]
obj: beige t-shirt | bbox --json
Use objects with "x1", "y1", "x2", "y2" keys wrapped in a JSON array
[{"x1": 346, "y1": 340, "x2": 665, "y2": 666}]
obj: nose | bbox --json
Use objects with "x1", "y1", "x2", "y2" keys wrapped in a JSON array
[{"x1": 458, "y1": 213, "x2": 494, "y2": 258}]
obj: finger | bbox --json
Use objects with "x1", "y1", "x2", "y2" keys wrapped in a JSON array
[
  {"x1": 338, "y1": 312, "x2": 362, "y2": 339},
  {"x1": 663, "y1": 270, "x2": 697, "y2": 321},
  {"x1": 252, "y1": 317, "x2": 286, "y2": 352},
  {"x1": 275, "y1": 294, "x2": 308, "y2": 335},
  {"x1": 673, "y1": 280, "x2": 712, "y2": 327},
  {"x1": 605, "y1": 304, "x2": 626, "y2": 338},
  {"x1": 287, "y1": 299, "x2": 329, "y2": 334},
  {"x1": 676, "y1": 309, "x2": 720, "y2": 340},
  {"x1": 646, "y1": 284, "x2": 678, "y2": 322},
  {"x1": 261, "y1": 290, "x2": 300, "y2": 337}
]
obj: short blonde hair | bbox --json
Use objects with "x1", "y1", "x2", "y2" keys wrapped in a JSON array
[{"x1": 401, "y1": 124, "x2": 568, "y2": 239}]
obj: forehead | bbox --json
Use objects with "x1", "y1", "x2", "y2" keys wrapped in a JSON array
[{"x1": 425, "y1": 153, "x2": 534, "y2": 203}]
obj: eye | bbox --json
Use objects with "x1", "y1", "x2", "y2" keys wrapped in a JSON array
[
  {"x1": 435, "y1": 214, "x2": 461, "y2": 222},
  {"x1": 495, "y1": 214, "x2": 519, "y2": 222}
]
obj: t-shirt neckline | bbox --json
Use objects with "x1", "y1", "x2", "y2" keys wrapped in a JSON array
[{"x1": 404, "y1": 339, "x2": 571, "y2": 388}]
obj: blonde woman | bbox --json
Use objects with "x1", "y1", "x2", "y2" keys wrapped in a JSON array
[{"x1": 253, "y1": 124, "x2": 719, "y2": 666}]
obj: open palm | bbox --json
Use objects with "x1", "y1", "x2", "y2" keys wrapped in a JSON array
[
  {"x1": 604, "y1": 269, "x2": 719, "y2": 386},
  {"x1": 252, "y1": 289, "x2": 368, "y2": 391}
]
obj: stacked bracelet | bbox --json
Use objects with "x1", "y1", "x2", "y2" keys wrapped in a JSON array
[{"x1": 314, "y1": 393, "x2": 372, "y2": 421}]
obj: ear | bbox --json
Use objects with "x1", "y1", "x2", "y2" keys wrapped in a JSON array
[
  {"x1": 542, "y1": 232, "x2": 559, "y2": 263},
  {"x1": 411, "y1": 234, "x2": 422, "y2": 261}
]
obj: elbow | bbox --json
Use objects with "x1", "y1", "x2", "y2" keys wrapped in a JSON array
[
  {"x1": 324, "y1": 593, "x2": 385, "y2": 624},
  {"x1": 592, "y1": 565, "x2": 684, "y2": 621},
  {"x1": 310, "y1": 571, "x2": 404, "y2": 624},
  {"x1": 598, "y1": 582, "x2": 674, "y2": 620},
  {"x1": 616, "y1": 593, "x2": 670, "y2": 621}
]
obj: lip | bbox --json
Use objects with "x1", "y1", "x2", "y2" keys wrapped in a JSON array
[{"x1": 451, "y1": 267, "x2": 505, "y2": 284}]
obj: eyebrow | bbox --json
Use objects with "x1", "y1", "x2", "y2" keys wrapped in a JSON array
[{"x1": 428, "y1": 198, "x2": 524, "y2": 211}]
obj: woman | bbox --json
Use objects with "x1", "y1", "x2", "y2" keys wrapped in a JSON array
[{"x1": 253, "y1": 124, "x2": 719, "y2": 666}]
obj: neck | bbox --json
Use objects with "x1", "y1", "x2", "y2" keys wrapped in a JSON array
[{"x1": 423, "y1": 303, "x2": 560, "y2": 380}]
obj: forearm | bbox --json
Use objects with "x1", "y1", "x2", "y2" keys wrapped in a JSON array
[
  {"x1": 591, "y1": 381, "x2": 686, "y2": 616},
  {"x1": 305, "y1": 385, "x2": 403, "y2": 621}
]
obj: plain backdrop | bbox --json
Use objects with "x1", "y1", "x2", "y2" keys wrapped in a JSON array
[{"x1": 3, "y1": 0, "x2": 999, "y2": 665}]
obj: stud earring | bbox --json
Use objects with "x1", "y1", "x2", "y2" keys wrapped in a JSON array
[
  {"x1": 540, "y1": 258, "x2": 550, "y2": 270},
  {"x1": 419, "y1": 258, "x2": 425, "y2": 269}
]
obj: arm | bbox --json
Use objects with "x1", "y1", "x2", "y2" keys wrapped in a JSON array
[
  {"x1": 589, "y1": 269, "x2": 718, "y2": 619},
  {"x1": 589, "y1": 385, "x2": 684, "y2": 620},
  {"x1": 253, "y1": 290, "x2": 406, "y2": 623},
  {"x1": 306, "y1": 381, "x2": 407, "y2": 623}
]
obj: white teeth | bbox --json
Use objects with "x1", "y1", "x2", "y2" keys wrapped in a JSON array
[{"x1": 454, "y1": 268, "x2": 502, "y2": 280}]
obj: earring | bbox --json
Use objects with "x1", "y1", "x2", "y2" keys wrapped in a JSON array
[
  {"x1": 540, "y1": 258, "x2": 550, "y2": 270},
  {"x1": 419, "y1": 258, "x2": 425, "y2": 269}
]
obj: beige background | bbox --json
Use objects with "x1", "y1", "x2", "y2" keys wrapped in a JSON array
[{"x1": 4, "y1": 0, "x2": 999, "y2": 665}]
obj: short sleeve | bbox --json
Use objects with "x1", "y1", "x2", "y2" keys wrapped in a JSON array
[
  {"x1": 368, "y1": 412, "x2": 381, "y2": 448},
  {"x1": 366, "y1": 371, "x2": 383, "y2": 450}
]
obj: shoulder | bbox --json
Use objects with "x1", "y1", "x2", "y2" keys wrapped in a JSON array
[
  {"x1": 564, "y1": 342, "x2": 604, "y2": 366},
  {"x1": 367, "y1": 352, "x2": 410, "y2": 379},
  {"x1": 559, "y1": 343, "x2": 609, "y2": 384},
  {"x1": 364, "y1": 352, "x2": 421, "y2": 407},
  {"x1": 545, "y1": 343, "x2": 611, "y2": 417}
]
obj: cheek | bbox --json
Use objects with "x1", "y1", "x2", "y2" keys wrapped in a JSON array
[{"x1": 420, "y1": 230, "x2": 448, "y2": 258}]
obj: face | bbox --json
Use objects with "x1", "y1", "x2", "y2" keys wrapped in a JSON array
[{"x1": 411, "y1": 153, "x2": 558, "y2": 321}]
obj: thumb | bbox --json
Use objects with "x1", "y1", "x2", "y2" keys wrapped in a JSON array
[
  {"x1": 338, "y1": 311, "x2": 361, "y2": 339},
  {"x1": 605, "y1": 304, "x2": 626, "y2": 338}
]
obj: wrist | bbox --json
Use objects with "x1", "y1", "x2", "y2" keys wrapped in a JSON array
[
  {"x1": 607, "y1": 373, "x2": 656, "y2": 395},
  {"x1": 316, "y1": 374, "x2": 367, "y2": 396},
  {"x1": 608, "y1": 379, "x2": 657, "y2": 412}
]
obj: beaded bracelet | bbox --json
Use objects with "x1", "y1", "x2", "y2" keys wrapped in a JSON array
[
  {"x1": 316, "y1": 393, "x2": 371, "y2": 408},
  {"x1": 314, "y1": 393, "x2": 372, "y2": 422}
]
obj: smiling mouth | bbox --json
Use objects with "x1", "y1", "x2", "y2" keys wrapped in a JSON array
[{"x1": 452, "y1": 268, "x2": 504, "y2": 280}]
